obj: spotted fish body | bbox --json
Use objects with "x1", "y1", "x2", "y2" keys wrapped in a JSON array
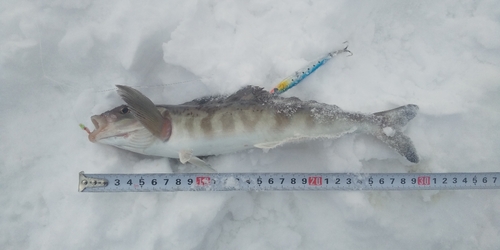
[{"x1": 89, "y1": 85, "x2": 420, "y2": 165}]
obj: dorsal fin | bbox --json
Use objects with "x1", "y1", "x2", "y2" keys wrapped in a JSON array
[
  {"x1": 181, "y1": 95, "x2": 226, "y2": 105},
  {"x1": 180, "y1": 85, "x2": 273, "y2": 106},
  {"x1": 224, "y1": 85, "x2": 271, "y2": 103}
]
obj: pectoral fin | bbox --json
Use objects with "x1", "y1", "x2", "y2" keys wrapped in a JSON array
[
  {"x1": 116, "y1": 85, "x2": 172, "y2": 141},
  {"x1": 179, "y1": 150, "x2": 216, "y2": 172}
]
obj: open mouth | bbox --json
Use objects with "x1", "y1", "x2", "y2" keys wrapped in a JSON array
[
  {"x1": 88, "y1": 116, "x2": 106, "y2": 142},
  {"x1": 91, "y1": 117, "x2": 100, "y2": 130},
  {"x1": 88, "y1": 115, "x2": 137, "y2": 142}
]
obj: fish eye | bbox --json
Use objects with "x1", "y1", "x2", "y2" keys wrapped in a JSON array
[{"x1": 120, "y1": 107, "x2": 129, "y2": 114}]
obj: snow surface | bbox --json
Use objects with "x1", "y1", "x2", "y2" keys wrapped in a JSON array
[{"x1": 2, "y1": 0, "x2": 500, "y2": 249}]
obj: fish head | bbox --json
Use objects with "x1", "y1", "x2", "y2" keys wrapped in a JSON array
[
  {"x1": 88, "y1": 85, "x2": 173, "y2": 153},
  {"x1": 88, "y1": 105, "x2": 146, "y2": 145}
]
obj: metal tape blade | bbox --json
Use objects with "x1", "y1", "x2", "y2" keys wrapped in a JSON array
[{"x1": 78, "y1": 172, "x2": 500, "y2": 192}]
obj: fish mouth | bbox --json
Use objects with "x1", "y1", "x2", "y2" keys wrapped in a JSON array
[
  {"x1": 88, "y1": 115, "x2": 137, "y2": 142},
  {"x1": 88, "y1": 116, "x2": 106, "y2": 143}
]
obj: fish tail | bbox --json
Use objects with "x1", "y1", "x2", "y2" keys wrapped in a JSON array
[{"x1": 371, "y1": 104, "x2": 420, "y2": 163}]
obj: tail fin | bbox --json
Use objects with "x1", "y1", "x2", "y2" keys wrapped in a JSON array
[{"x1": 372, "y1": 105, "x2": 419, "y2": 163}]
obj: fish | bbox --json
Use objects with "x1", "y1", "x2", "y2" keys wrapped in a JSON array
[{"x1": 88, "y1": 85, "x2": 419, "y2": 170}]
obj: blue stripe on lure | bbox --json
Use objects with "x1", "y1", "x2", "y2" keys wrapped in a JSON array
[{"x1": 270, "y1": 45, "x2": 352, "y2": 95}]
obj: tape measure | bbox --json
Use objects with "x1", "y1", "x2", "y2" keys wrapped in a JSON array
[{"x1": 79, "y1": 171, "x2": 500, "y2": 192}]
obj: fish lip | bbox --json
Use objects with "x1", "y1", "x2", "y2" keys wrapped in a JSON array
[{"x1": 88, "y1": 116, "x2": 106, "y2": 143}]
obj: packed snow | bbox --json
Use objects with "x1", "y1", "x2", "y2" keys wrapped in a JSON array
[{"x1": 1, "y1": 0, "x2": 500, "y2": 249}]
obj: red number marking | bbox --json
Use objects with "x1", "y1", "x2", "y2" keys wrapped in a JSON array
[
  {"x1": 417, "y1": 176, "x2": 430, "y2": 186},
  {"x1": 308, "y1": 176, "x2": 322, "y2": 186},
  {"x1": 196, "y1": 177, "x2": 211, "y2": 186}
]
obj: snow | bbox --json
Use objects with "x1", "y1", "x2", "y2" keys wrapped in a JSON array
[
  {"x1": 383, "y1": 127, "x2": 395, "y2": 137},
  {"x1": 1, "y1": 0, "x2": 500, "y2": 249}
]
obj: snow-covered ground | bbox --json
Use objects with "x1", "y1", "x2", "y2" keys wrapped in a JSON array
[{"x1": 2, "y1": 0, "x2": 500, "y2": 249}]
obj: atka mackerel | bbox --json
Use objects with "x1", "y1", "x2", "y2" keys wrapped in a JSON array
[{"x1": 85, "y1": 85, "x2": 419, "y2": 171}]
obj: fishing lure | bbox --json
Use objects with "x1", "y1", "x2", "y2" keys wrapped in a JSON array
[{"x1": 270, "y1": 45, "x2": 352, "y2": 95}]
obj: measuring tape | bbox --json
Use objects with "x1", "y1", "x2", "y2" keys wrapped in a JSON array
[{"x1": 79, "y1": 171, "x2": 500, "y2": 192}]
